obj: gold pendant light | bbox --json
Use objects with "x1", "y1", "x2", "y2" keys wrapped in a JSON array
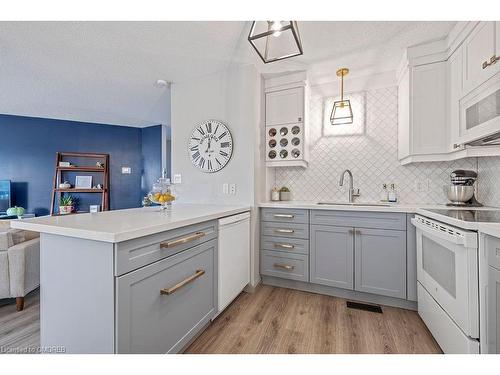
[{"x1": 330, "y1": 68, "x2": 353, "y2": 125}]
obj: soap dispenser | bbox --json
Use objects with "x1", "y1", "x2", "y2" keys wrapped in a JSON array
[
  {"x1": 388, "y1": 183, "x2": 397, "y2": 203},
  {"x1": 380, "y1": 184, "x2": 388, "y2": 202}
]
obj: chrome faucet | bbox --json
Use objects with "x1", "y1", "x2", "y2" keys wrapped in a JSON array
[{"x1": 339, "y1": 169, "x2": 360, "y2": 203}]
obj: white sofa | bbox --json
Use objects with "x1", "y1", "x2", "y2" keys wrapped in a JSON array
[{"x1": 0, "y1": 223, "x2": 40, "y2": 311}]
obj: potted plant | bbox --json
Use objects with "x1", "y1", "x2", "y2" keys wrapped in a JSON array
[
  {"x1": 6, "y1": 206, "x2": 25, "y2": 218},
  {"x1": 59, "y1": 195, "x2": 75, "y2": 215},
  {"x1": 279, "y1": 186, "x2": 292, "y2": 201}
]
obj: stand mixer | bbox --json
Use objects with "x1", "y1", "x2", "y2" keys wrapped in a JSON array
[{"x1": 445, "y1": 169, "x2": 483, "y2": 207}]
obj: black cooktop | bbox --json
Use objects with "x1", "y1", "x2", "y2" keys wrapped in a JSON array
[{"x1": 426, "y1": 209, "x2": 500, "y2": 223}]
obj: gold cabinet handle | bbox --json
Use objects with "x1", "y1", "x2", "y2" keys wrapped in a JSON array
[
  {"x1": 274, "y1": 243, "x2": 295, "y2": 249},
  {"x1": 483, "y1": 55, "x2": 500, "y2": 69},
  {"x1": 273, "y1": 263, "x2": 294, "y2": 271},
  {"x1": 273, "y1": 214, "x2": 295, "y2": 218},
  {"x1": 160, "y1": 231, "x2": 205, "y2": 248},
  {"x1": 274, "y1": 228, "x2": 295, "y2": 234},
  {"x1": 160, "y1": 269, "x2": 205, "y2": 295}
]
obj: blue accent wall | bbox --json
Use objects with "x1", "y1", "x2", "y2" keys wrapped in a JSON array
[
  {"x1": 0, "y1": 114, "x2": 161, "y2": 216},
  {"x1": 141, "y1": 125, "x2": 162, "y2": 197}
]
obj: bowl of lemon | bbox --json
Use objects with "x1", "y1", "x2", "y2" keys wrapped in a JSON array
[{"x1": 148, "y1": 178, "x2": 177, "y2": 210}]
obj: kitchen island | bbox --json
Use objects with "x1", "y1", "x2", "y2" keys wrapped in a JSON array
[{"x1": 11, "y1": 204, "x2": 250, "y2": 354}]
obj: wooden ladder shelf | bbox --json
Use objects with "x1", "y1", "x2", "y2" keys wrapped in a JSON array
[{"x1": 50, "y1": 152, "x2": 110, "y2": 215}]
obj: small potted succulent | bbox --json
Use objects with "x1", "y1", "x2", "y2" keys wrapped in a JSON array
[
  {"x1": 279, "y1": 186, "x2": 292, "y2": 201},
  {"x1": 59, "y1": 195, "x2": 75, "y2": 215}
]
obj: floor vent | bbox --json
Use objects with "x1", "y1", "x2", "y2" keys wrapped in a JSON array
[{"x1": 346, "y1": 301, "x2": 383, "y2": 313}]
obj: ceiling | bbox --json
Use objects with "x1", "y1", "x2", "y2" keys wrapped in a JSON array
[{"x1": 0, "y1": 21, "x2": 455, "y2": 127}]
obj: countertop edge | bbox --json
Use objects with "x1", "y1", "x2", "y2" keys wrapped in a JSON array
[
  {"x1": 259, "y1": 201, "x2": 424, "y2": 213},
  {"x1": 11, "y1": 206, "x2": 251, "y2": 243}
]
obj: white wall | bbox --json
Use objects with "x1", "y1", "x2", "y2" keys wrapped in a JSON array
[{"x1": 171, "y1": 64, "x2": 263, "y2": 286}]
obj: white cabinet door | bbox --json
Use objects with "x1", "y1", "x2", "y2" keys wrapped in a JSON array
[
  {"x1": 411, "y1": 62, "x2": 448, "y2": 155},
  {"x1": 397, "y1": 68, "x2": 410, "y2": 160},
  {"x1": 463, "y1": 22, "x2": 498, "y2": 94},
  {"x1": 448, "y1": 46, "x2": 463, "y2": 149},
  {"x1": 265, "y1": 87, "x2": 304, "y2": 126},
  {"x1": 488, "y1": 266, "x2": 500, "y2": 354}
]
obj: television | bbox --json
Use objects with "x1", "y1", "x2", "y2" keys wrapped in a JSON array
[{"x1": 0, "y1": 180, "x2": 11, "y2": 213}]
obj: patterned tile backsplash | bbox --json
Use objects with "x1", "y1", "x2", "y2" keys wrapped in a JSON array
[{"x1": 273, "y1": 86, "x2": 500, "y2": 206}]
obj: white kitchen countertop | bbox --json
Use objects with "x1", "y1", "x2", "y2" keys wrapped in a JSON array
[
  {"x1": 10, "y1": 204, "x2": 251, "y2": 243},
  {"x1": 260, "y1": 201, "x2": 448, "y2": 213}
]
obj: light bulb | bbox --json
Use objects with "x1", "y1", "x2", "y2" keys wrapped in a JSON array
[{"x1": 270, "y1": 21, "x2": 282, "y2": 37}]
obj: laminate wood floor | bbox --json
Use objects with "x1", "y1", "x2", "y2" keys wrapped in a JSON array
[
  {"x1": 186, "y1": 285, "x2": 442, "y2": 354},
  {"x1": 0, "y1": 285, "x2": 442, "y2": 354},
  {"x1": 0, "y1": 289, "x2": 40, "y2": 354}
]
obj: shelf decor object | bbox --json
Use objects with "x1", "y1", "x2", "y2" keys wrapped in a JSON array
[
  {"x1": 50, "y1": 152, "x2": 110, "y2": 215},
  {"x1": 248, "y1": 21, "x2": 303, "y2": 64},
  {"x1": 330, "y1": 68, "x2": 354, "y2": 126}
]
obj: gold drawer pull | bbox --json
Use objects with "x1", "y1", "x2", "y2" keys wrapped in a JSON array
[
  {"x1": 274, "y1": 228, "x2": 295, "y2": 234},
  {"x1": 273, "y1": 263, "x2": 294, "y2": 271},
  {"x1": 274, "y1": 243, "x2": 295, "y2": 249},
  {"x1": 273, "y1": 214, "x2": 295, "y2": 218},
  {"x1": 160, "y1": 231, "x2": 205, "y2": 248},
  {"x1": 160, "y1": 269, "x2": 205, "y2": 295}
]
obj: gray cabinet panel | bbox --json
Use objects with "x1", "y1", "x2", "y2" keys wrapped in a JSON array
[
  {"x1": 310, "y1": 225, "x2": 354, "y2": 290},
  {"x1": 260, "y1": 250, "x2": 309, "y2": 282},
  {"x1": 407, "y1": 214, "x2": 417, "y2": 301},
  {"x1": 310, "y1": 210, "x2": 406, "y2": 231},
  {"x1": 488, "y1": 265, "x2": 500, "y2": 353},
  {"x1": 115, "y1": 220, "x2": 217, "y2": 276},
  {"x1": 261, "y1": 221, "x2": 309, "y2": 239},
  {"x1": 261, "y1": 208, "x2": 309, "y2": 224},
  {"x1": 261, "y1": 235, "x2": 309, "y2": 255},
  {"x1": 116, "y1": 240, "x2": 216, "y2": 354},
  {"x1": 485, "y1": 235, "x2": 500, "y2": 270},
  {"x1": 354, "y1": 228, "x2": 406, "y2": 299}
]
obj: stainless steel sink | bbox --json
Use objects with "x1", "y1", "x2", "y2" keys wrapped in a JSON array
[{"x1": 316, "y1": 202, "x2": 391, "y2": 207}]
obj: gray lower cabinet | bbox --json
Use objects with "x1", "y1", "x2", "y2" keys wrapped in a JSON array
[
  {"x1": 488, "y1": 265, "x2": 500, "y2": 354},
  {"x1": 310, "y1": 225, "x2": 354, "y2": 289},
  {"x1": 354, "y1": 228, "x2": 407, "y2": 299},
  {"x1": 116, "y1": 239, "x2": 216, "y2": 354},
  {"x1": 260, "y1": 250, "x2": 309, "y2": 282}
]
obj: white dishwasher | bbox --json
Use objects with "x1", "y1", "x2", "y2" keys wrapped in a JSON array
[{"x1": 217, "y1": 211, "x2": 250, "y2": 314}]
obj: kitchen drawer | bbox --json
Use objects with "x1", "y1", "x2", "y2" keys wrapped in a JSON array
[
  {"x1": 260, "y1": 250, "x2": 309, "y2": 282},
  {"x1": 310, "y1": 210, "x2": 406, "y2": 231},
  {"x1": 261, "y1": 235, "x2": 309, "y2": 255},
  {"x1": 116, "y1": 239, "x2": 216, "y2": 354},
  {"x1": 114, "y1": 220, "x2": 217, "y2": 276},
  {"x1": 261, "y1": 221, "x2": 309, "y2": 239},
  {"x1": 485, "y1": 235, "x2": 500, "y2": 270},
  {"x1": 261, "y1": 208, "x2": 309, "y2": 224}
]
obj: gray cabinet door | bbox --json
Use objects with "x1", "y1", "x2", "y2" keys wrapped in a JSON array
[
  {"x1": 116, "y1": 240, "x2": 216, "y2": 354},
  {"x1": 310, "y1": 225, "x2": 354, "y2": 290},
  {"x1": 488, "y1": 265, "x2": 500, "y2": 354},
  {"x1": 354, "y1": 228, "x2": 406, "y2": 299}
]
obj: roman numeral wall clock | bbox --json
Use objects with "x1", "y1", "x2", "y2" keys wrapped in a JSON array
[{"x1": 188, "y1": 120, "x2": 234, "y2": 173}]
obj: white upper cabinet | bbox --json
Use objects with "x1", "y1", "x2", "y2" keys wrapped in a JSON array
[
  {"x1": 449, "y1": 45, "x2": 464, "y2": 150},
  {"x1": 264, "y1": 72, "x2": 309, "y2": 168},
  {"x1": 463, "y1": 22, "x2": 499, "y2": 95},
  {"x1": 265, "y1": 87, "x2": 304, "y2": 127},
  {"x1": 398, "y1": 61, "x2": 448, "y2": 163},
  {"x1": 398, "y1": 21, "x2": 500, "y2": 164}
]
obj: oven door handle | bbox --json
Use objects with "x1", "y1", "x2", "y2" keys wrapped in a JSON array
[{"x1": 411, "y1": 217, "x2": 467, "y2": 246}]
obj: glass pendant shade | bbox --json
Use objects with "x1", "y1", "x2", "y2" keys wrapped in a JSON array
[
  {"x1": 330, "y1": 100, "x2": 354, "y2": 125},
  {"x1": 330, "y1": 68, "x2": 354, "y2": 125},
  {"x1": 248, "y1": 21, "x2": 303, "y2": 63}
]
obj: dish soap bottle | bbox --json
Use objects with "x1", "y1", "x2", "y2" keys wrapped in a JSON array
[
  {"x1": 380, "y1": 184, "x2": 388, "y2": 202},
  {"x1": 388, "y1": 183, "x2": 398, "y2": 203}
]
